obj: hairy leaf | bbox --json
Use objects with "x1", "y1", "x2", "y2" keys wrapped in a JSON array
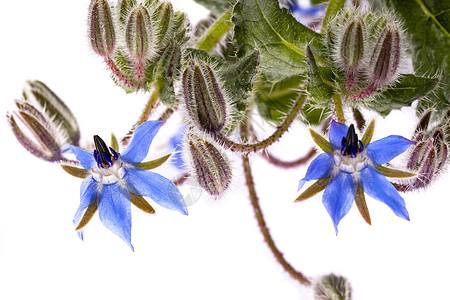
[
  {"x1": 367, "y1": 74, "x2": 439, "y2": 117},
  {"x1": 193, "y1": 0, "x2": 236, "y2": 16},
  {"x1": 233, "y1": 0, "x2": 323, "y2": 80},
  {"x1": 136, "y1": 153, "x2": 172, "y2": 170},
  {"x1": 354, "y1": 185, "x2": 371, "y2": 225},
  {"x1": 309, "y1": 128, "x2": 332, "y2": 153},
  {"x1": 306, "y1": 45, "x2": 334, "y2": 107},
  {"x1": 61, "y1": 165, "x2": 90, "y2": 179},
  {"x1": 296, "y1": 177, "x2": 330, "y2": 202}
]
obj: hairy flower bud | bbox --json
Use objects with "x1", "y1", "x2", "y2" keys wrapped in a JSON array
[
  {"x1": 126, "y1": 4, "x2": 154, "y2": 82},
  {"x1": 153, "y1": 1, "x2": 174, "y2": 46},
  {"x1": 186, "y1": 133, "x2": 232, "y2": 196},
  {"x1": 368, "y1": 24, "x2": 401, "y2": 89},
  {"x1": 88, "y1": 0, "x2": 116, "y2": 58},
  {"x1": 314, "y1": 273, "x2": 353, "y2": 300},
  {"x1": 340, "y1": 18, "x2": 365, "y2": 89},
  {"x1": 405, "y1": 110, "x2": 450, "y2": 190},
  {"x1": 7, "y1": 81, "x2": 80, "y2": 162},
  {"x1": 182, "y1": 61, "x2": 229, "y2": 135}
]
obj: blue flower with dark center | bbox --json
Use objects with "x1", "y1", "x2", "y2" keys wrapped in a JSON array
[
  {"x1": 298, "y1": 120, "x2": 415, "y2": 233},
  {"x1": 64, "y1": 120, "x2": 187, "y2": 250}
]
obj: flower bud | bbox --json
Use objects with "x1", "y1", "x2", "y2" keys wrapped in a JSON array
[
  {"x1": 340, "y1": 18, "x2": 365, "y2": 89},
  {"x1": 126, "y1": 4, "x2": 154, "y2": 82},
  {"x1": 368, "y1": 23, "x2": 401, "y2": 89},
  {"x1": 7, "y1": 81, "x2": 80, "y2": 162},
  {"x1": 186, "y1": 133, "x2": 232, "y2": 196},
  {"x1": 182, "y1": 61, "x2": 229, "y2": 135},
  {"x1": 153, "y1": 1, "x2": 174, "y2": 46},
  {"x1": 314, "y1": 273, "x2": 353, "y2": 300},
  {"x1": 88, "y1": 0, "x2": 116, "y2": 58}
]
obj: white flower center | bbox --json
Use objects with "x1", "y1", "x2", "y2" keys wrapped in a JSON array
[
  {"x1": 334, "y1": 148, "x2": 369, "y2": 174},
  {"x1": 91, "y1": 159, "x2": 126, "y2": 184}
]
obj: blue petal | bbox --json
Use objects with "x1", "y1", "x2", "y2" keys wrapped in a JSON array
[
  {"x1": 366, "y1": 135, "x2": 415, "y2": 166},
  {"x1": 73, "y1": 177, "x2": 98, "y2": 227},
  {"x1": 124, "y1": 167, "x2": 188, "y2": 215},
  {"x1": 169, "y1": 126, "x2": 187, "y2": 170},
  {"x1": 359, "y1": 165, "x2": 410, "y2": 221},
  {"x1": 329, "y1": 120, "x2": 349, "y2": 151},
  {"x1": 322, "y1": 171, "x2": 358, "y2": 234},
  {"x1": 298, "y1": 153, "x2": 334, "y2": 190},
  {"x1": 98, "y1": 183, "x2": 134, "y2": 251},
  {"x1": 64, "y1": 145, "x2": 95, "y2": 170},
  {"x1": 121, "y1": 120, "x2": 163, "y2": 165}
]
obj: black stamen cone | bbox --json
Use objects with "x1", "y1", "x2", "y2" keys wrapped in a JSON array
[
  {"x1": 94, "y1": 135, "x2": 113, "y2": 167},
  {"x1": 343, "y1": 124, "x2": 361, "y2": 157}
]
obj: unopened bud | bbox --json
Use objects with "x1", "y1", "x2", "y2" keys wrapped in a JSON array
[
  {"x1": 126, "y1": 4, "x2": 154, "y2": 82},
  {"x1": 187, "y1": 133, "x2": 232, "y2": 196},
  {"x1": 340, "y1": 18, "x2": 365, "y2": 89},
  {"x1": 368, "y1": 24, "x2": 401, "y2": 89},
  {"x1": 153, "y1": 1, "x2": 174, "y2": 46},
  {"x1": 7, "y1": 81, "x2": 80, "y2": 162},
  {"x1": 314, "y1": 273, "x2": 353, "y2": 300},
  {"x1": 182, "y1": 61, "x2": 229, "y2": 135},
  {"x1": 88, "y1": 0, "x2": 116, "y2": 58}
]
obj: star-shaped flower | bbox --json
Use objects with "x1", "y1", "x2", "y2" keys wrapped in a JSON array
[
  {"x1": 64, "y1": 120, "x2": 187, "y2": 250},
  {"x1": 297, "y1": 120, "x2": 415, "y2": 233}
]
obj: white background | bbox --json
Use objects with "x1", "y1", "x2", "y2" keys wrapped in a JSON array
[{"x1": 1, "y1": 1, "x2": 449, "y2": 299}]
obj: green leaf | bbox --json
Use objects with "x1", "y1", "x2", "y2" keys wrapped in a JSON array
[
  {"x1": 360, "y1": 119, "x2": 375, "y2": 145},
  {"x1": 233, "y1": 0, "x2": 323, "y2": 80},
  {"x1": 354, "y1": 185, "x2": 371, "y2": 225},
  {"x1": 296, "y1": 177, "x2": 330, "y2": 202},
  {"x1": 75, "y1": 199, "x2": 98, "y2": 231},
  {"x1": 309, "y1": 128, "x2": 332, "y2": 152},
  {"x1": 220, "y1": 48, "x2": 259, "y2": 112},
  {"x1": 193, "y1": 0, "x2": 236, "y2": 16},
  {"x1": 61, "y1": 165, "x2": 90, "y2": 179},
  {"x1": 367, "y1": 74, "x2": 439, "y2": 117},
  {"x1": 130, "y1": 193, "x2": 156, "y2": 214},
  {"x1": 377, "y1": 0, "x2": 450, "y2": 119},
  {"x1": 306, "y1": 45, "x2": 334, "y2": 107},
  {"x1": 254, "y1": 74, "x2": 330, "y2": 125},
  {"x1": 375, "y1": 166, "x2": 416, "y2": 178},
  {"x1": 136, "y1": 153, "x2": 172, "y2": 170}
]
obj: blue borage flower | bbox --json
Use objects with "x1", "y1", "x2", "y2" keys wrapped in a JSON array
[
  {"x1": 64, "y1": 120, "x2": 187, "y2": 250},
  {"x1": 297, "y1": 120, "x2": 415, "y2": 233}
]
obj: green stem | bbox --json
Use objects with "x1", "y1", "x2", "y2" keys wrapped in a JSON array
[
  {"x1": 218, "y1": 92, "x2": 308, "y2": 152},
  {"x1": 241, "y1": 154, "x2": 311, "y2": 286},
  {"x1": 333, "y1": 93, "x2": 345, "y2": 124},
  {"x1": 196, "y1": 9, "x2": 233, "y2": 52},
  {"x1": 122, "y1": 82, "x2": 161, "y2": 145}
]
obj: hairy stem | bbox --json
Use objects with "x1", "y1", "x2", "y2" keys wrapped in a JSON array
[
  {"x1": 333, "y1": 93, "x2": 345, "y2": 124},
  {"x1": 218, "y1": 92, "x2": 308, "y2": 152},
  {"x1": 241, "y1": 154, "x2": 311, "y2": 286},
  {"x1": 261, "y1": 148, "x2": 317, "y2": 168},
  {"x1": 122, "y1": 83, "x2": 161, "y2": 145}
]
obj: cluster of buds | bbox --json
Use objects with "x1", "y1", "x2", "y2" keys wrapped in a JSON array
[
  {"x1": 88, "y1": 0, "x2": 190, "y2": 96},
  {"x1": 185, "y1": 131, "x2": 233, "y2": 197},
  {"x1": 182, "y1": 59, "x2": 231, "y2": 137},
  {"x1": 325, "y1": 7, "x2": 405, "y2": 100},
  {"x1": 404, "y1": 110, "x2": 450, "y2": 190},
  {"x1": 6, "y1": 81, "x2": 80, "y2": 162}
]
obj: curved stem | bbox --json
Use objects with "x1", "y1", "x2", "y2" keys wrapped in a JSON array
[
  {"x1": 333, "y1": 93, "x2": 345, "y2": 124},
  {"x1": 218, "y1": 92, "x2": 308, "y2": 152},
  {"x1": 122, "y1": 83, "x2": 161, "y2": 145},
  {"x1": 261, "y1": 148, "x2": 316, "y2": 168},
  {"x1": 241, "y1": 154, "x2": 311, "y2": 286}
]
